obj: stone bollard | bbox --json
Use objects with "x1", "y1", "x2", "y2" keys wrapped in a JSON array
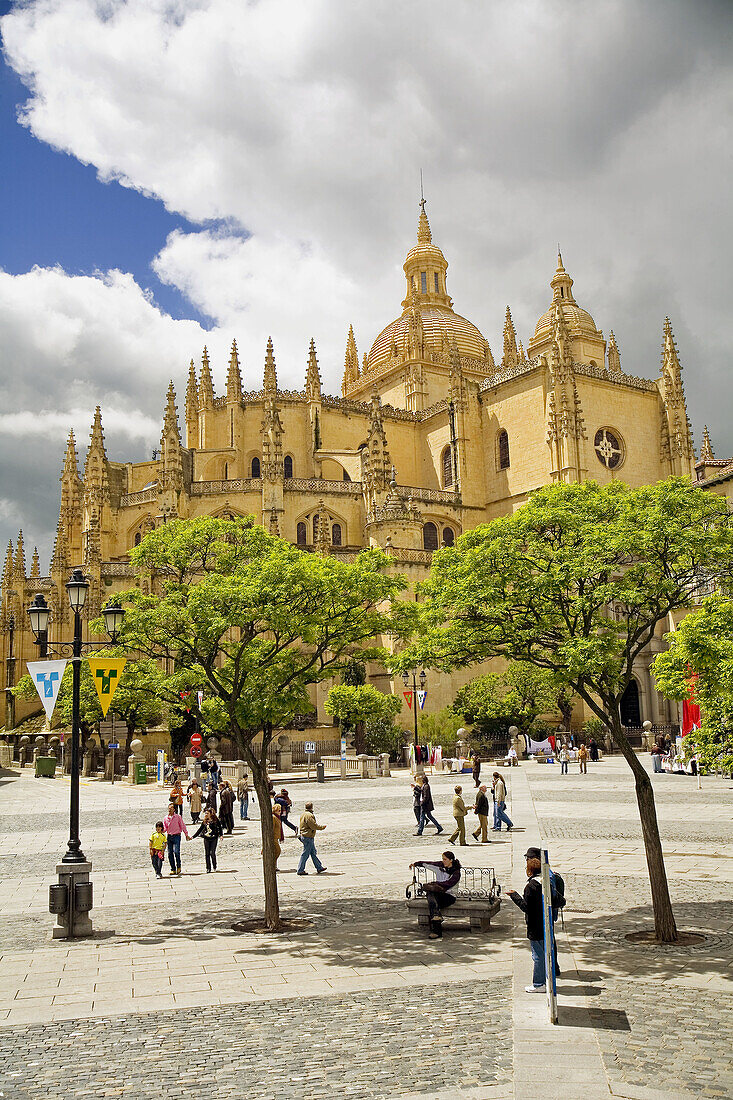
[
  {"x1": 380, "y1": 752, "x2": 391, "y2": 778},
  {"x1": 642, "y1": 720, "x2": 653, "y2": 752},
  {"x1": 127, "y1": 738, "x2": 145, "y2": 783},
  {"x1": 82, "y1": 752, "x2": 93, "y2": 777},
  {"x1": 357, "y1": 753, "x2": 369, "y2": 779},
  {"x1": 275, "y1": 734, "x2": 292, "y2": 774},
  {"x1": 19, "y1": 734, "x2": 30, "y2": 768}
]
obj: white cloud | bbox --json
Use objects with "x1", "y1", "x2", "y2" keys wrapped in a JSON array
[{"x1": 1, "y1": 0, "x2": 732, "y2": 563}]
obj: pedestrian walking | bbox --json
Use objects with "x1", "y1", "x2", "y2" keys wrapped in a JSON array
[
  {"x1": 186, "y1": 779, "x2": 203, "y2": 823},
  {"x1": 410, "y1": 852, "x2": 462, "y2": 939},
  {"x1": 492, "y1": 772, "x2": 513, "y2": 831},
  {"x1": 204, "y1": 778, "x2": 218, "y2": 814},
  {"x1": 449, "y1": 785, "x2": 469, "y2": 846},
  {"x1": 471, "y1": 751, "x2": 482, "y2": 788},
  {"x1": 410, "y1": 779, "x2": 423, "y2": 828},
  {"x1": 149, "y1": 820, "x2": 166, "y2": 878},
  {"x1": 209, "y1": 759, "x2": 221, "y2": 788},
  {"x1": 163, "y1": 801, "x2": 190, "y2": 876},
  {"x1": 472, "y1": 784, "x2": 491, "y2": 843},
  {"x1": 558, "y1": 743, "x2": 569, "y2": 775},
  {"x1": 651, "y1": 742, "x2": 663, "y2": 773},
  {"x1": 274, "y1": 789, "x2": 298, "y2": 834},
  {"x1": 578, "y1": 742, "x2": 588, "y2": 774},
  {"x1": 191, "y1": 808, "x2": 223, "y2": 872},
  {"x1": 237, "y1": 773, "x2": 250, "y2": 820},
  {"x1": 507, "y1": 854, "x2": 556, "y2": 992},
  {"x1": 297, "y1": 801, "x2": 327, "y2": 875},
  {"x1": 219, "y1": 781, "x2": 235, "y2": 834},
  {"x1": 416, "y1": 776, "x2": 443, "y2": 836},
  {"x1": 589, "y1": 737, "x2": 599, "y2": 762},
  {"x1": 170, "y1": 777, "x2": 184, "y2": 815}
]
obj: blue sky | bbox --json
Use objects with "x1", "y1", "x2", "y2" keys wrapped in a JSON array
[{"x1": 0, "y1": 51, "x2": 210, "y2": 325}]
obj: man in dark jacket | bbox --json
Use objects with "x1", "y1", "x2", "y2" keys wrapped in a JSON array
[
  {"x1": 416, "y1": 777, "x2": 443, "y2": 836},
  {"x1": 508, "y1": 856, "x2": 548, "y2": 992},
  {"x1": 218, "y1": 781, "x2": 235, "y2": 834},
  {"x1": 472, "y1": 784, "x2": 491, "y2": 843}
]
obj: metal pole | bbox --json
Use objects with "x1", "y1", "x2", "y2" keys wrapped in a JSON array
[
  {"x1": 63, "y1": 609, "x2": 85, "y2": 864},
  {"x1": 541, "y1": 849, "x2": 558, "y2": 1024},
  {"x1": 412, "y1": 671, "x2": 419, "y2": 752}
]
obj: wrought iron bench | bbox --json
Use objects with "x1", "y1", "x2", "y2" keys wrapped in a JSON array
[{"x1": 405, "y1": 865, "x2": 502, "y2": 933}]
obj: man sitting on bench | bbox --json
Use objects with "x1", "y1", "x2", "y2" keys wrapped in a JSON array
[{"x1": 409, "y1": 851, "x2": 462, "y2": 939}]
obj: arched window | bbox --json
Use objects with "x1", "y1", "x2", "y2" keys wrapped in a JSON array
[
  {"x1": 441, "y1": 446, "x2": 453, "y2": 488},
  {"x1": 251, "y1": 456, "x2": 261, "y2": 478},
  {"x1": 442, "y1": 526, "x2": 455, "y2": 547},
  {"x1": 331, "y1": 523, "x2": 342, "y2": 547},
  {"x1": 134, "y1": 532, "x2": 141, "y2": 546},
  {"x1": 498, "y1": 430, "x2": 510, "y2": 470},
  {"x1": 284, "y1": 455, "x2": 293, "y2": 479},
  {"x1": 224, "y1": 462, "x2": 228, "y2": 480},
  {"x1": 423, "y1": 522, "x2": 438, "y2": 551},
  {"x1": 296, "y1": 522, "x2": 307, "y2": 546}
]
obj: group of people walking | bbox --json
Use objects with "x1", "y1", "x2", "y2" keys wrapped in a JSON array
[
  {"x1": 557, "y1": 740, "x2": 594, "y2": 774},
  {"x1": 413, "y1": 771, "x2": 514, "y2": 842},
  {"x1": 150, "y1": 762, "x2": 328, "y2": 878}
]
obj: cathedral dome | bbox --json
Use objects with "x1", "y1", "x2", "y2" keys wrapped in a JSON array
[
  {"x1": 527, "y1": 251, "x2": 605, "y2": 362},
  {"x1": 365, "y1": 200, "x2": 490, "y2": 373},
  {"x1": 367, "y1": 305, "x2": 489, "y2": 372}
]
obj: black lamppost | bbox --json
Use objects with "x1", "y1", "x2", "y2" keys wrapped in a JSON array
[
  {"x1": 27, "y1": 572, "x2": 125, "y2": 937},
  {"x1": 402, "y1": 667, "x2": 427, "y2": 770},
  {"x1": 4, "y1": 612, "x2": 15, "y2": 733}
]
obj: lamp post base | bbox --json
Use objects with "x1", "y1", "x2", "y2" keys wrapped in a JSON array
[{"x1": 51, "y1": 861, "x2": 94, "y2": 939}]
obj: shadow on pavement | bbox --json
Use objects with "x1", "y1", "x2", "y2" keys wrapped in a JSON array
[{"x1": 558, "y1": 1004, "x2": 631, "y2": 1031}]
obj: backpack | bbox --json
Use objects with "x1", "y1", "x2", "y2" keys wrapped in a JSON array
[{"x1": 550, "y1": 872, "x2": 566, "y2": 925}]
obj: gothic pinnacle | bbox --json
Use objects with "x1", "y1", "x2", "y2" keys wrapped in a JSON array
[
  {"x1": 417, "y1": 197, "x2": 432, "y2": 244},
  {"x1": 700, "y1": 425, "x2": 714, "y2": 462},
  {"x1": 502, "y1": 306, "x2": 519, "y2": 370},
  {"x1": 30, "y1": 547, "x2": 40, "y2": 579},
  {"x1": 342, "y1": 324, "x2": 359, "y2": 392},
  {"x1": 14, "y1": 530, "x2": 26, "y2": 578},
  {"x1": 608, "y1": 330, "x2": 621, "y2": 373},
  {"x1": 305, "y1": 337, "x2": 321, "y2": 399},
  {"x1": 227, "y1": 339, "x2": 243, "y2": 401},
  {"x1": 2, "y1": 540, "x2": 13, "y2": 586},
  {"x1": 263, "y1": 337, "x2": 278, "y2": 393},
  {"x1": 199, "y1": 346, "x2": 214, "y2": 404}
]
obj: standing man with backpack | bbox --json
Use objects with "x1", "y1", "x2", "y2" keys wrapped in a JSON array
[{"x1": 509, "y1": 845, "x2": 565, "y2": 988}]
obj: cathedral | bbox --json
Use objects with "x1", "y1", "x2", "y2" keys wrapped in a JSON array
[{"x1": 1, "y1": 201, "x2": 698, "y2": 733}]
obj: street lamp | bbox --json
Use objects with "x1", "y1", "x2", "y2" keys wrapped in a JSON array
[
  {"x1": 402, "y1": 667, "x2": 427, "y2": 772},
  {"x1": 27, "y1": 570, "x2": 125, "y2": 938}
]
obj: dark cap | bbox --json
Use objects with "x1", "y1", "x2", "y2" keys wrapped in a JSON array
[{"x1": 523, "y1": 847, "x2": 542, "y2": 861}]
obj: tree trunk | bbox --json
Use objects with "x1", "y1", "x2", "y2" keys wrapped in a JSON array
[
  {"x1": 609, "y1": 712, "x2": 678, "y2": 942},
  {"x1": 353, "y1": 719, "x2": 365, "y2": 755},
  {"x1": 245, "y1": 741, "x2": 281, "y2": 931}
]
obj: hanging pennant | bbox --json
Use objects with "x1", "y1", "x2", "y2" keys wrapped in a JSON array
[
  {"x1": 27, "y1": 660, "x2": 68, "y2": 721},
  {"x1": 179, "y1": 689, "x2": 191, "y2": 713},
  {"x1": 197, "y1": 690, "x2": 204, "y2": 708},
  {"x1": 403, "y1": 690, "x2": 413, "y2": 709},
  {"x1": 417, "y1": 690, "x2": 427, "y2": 710},
  {"x1": 87, "y1": 657, "x2": 127, "y2": 717}
]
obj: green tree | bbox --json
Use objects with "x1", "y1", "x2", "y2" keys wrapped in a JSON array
[
  {"x1": 400, "y1": 478, "x2": 733, "y2": 942},
  {"x1": 453, "y1": 663, "x2": 565, "y2": 741},
  {"x1": 417, "y1": 706, "x2": 464, "y2": 745},
  {"x1": 324, "y1": 684, "x2": 402, "y2": 748},
  {"x1": 653, "y1": 594, "x2": 733, "y2": 775},
  {"x1": 119, "y1": 516, "x2": 404, "y2": 929}
]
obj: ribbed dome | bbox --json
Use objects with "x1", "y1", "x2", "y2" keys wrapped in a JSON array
[
  {"x1": 367, "y1": 305, "x2": 490, "y2": 373},
  {"x1": 532, "y1": 301, "x2": 600, "y2": 345},
  {"x1": 527, "y1": 250, "x2": 605, "y2": 361}
]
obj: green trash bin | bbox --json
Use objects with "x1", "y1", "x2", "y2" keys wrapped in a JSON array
[
  {"x1": 35, "y1": 756, "x2": 57, "y2": 778},
  {"x1": 134, "y1": 761, "x2": 148, "y2": 785}
]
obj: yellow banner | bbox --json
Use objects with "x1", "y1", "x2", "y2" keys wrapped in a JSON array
[{"x1": 87, "y1": 657, "x2": 127, "y2": 716}]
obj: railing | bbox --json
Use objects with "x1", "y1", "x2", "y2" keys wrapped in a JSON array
[
  {"x1": 190, "y1": 479, "x2": 261, "y2": 495},
  {"x1": 101, "y1": 563, "x2": 136, "y2": 577},
  {"x1": 410, "y1": 864, "x2": 500, "y2": 901},
  {"x1": 320, "y1": 754, "x2": 381, "y2": 777},
  {"x1": 390, "y1": 548, "x2": 433, "y2": 564},
  {"x1": 285, "y1": 478, "x2": 362, "y2": 496},
  {"x1": 120, "y1": 487, "x2": 158, "y2": 507},
  {"x1": 397, "y1": 486, "x2": 460, "y2": 505}
]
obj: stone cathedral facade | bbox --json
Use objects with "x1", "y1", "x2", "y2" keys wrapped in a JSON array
[{"x1": 1, "y1": 202, "x2": 696, "y2": 732}]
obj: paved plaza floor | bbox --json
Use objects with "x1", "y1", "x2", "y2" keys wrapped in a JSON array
[{"x1": 0, "y1": 757, "x2": 731, "y2": 1099}]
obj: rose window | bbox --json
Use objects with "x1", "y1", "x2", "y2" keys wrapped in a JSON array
[{"x1": 594, "y1": 428, "x2": 624, "y2": 469}]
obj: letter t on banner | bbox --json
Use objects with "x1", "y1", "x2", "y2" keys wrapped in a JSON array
[
  {"x1": 87, "y1": 658, "x2": 127, "y2": 717},
  {"x1": 27, "y1": 660, "x2": 68, "y2": 721}
]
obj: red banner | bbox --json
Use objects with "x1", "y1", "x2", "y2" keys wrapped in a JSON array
[
  {"x1": 403, "y1": 690, "x2": 413, "y2": 709},
  {"x1": 682, "y1": 673, "x2": 701, "y2": 736}
]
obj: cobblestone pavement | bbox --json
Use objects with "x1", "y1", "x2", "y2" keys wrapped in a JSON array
[
  {"x1": 0, "y1": 980, "x2": 512, "y2": 1100},
  {"x1": 593, "y1": 980, "x2": 733, "y2": 1099}
]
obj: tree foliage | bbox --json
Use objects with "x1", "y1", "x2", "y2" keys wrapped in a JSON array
[
  {"x1": 452, "y1": 662, "x2": 566, "y2": 739},
  {"x1": 399, "y1": 478, "x2": 733, "y2": 941},
  {"x1": 653, "y1": 594, "x2": 733, "y2": 775},
  {"x1": 119, "y1": 515, "x2": 405, "y2": 928},
  {"x1": 324, "y1": 684, "x2": 401, "y2": 732}
]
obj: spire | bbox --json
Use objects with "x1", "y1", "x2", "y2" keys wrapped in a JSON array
[
  {"x1": 342, "y1": 325, "x2": 360, "y2": 393},
  {"x1": 607, "y1": 330, "x2": 622, "y2": 373},
  {"x1": 263, "y1": 337, "x2": 277, "y2": 394},
  {"x1": 185, "y1": 359, "x2": 198, "y2": 415},
  {"x1": 83, "y1": 407, "x2": 109, "y2": 492},
  {"x1": 30, "y1": 547, "x2": 40, "y2": 579},
  {"x1": 700, "y1": 425, "x2": 715, "y2": 462},
  {"x1": 62, "y1": 429, "x2": 80, "y2": 482},
  {"x1": 162, "y1": 380, "x2": 179, "y2": 436},
  {"x1": 501, "y1": 306, "x2": 519, "y2": 370},
  {"x1": 550, "y1": 249, "x2": 576, "y2": 305},
  {"x1": 199, "y1": 346, "x2": 214, "y2": 406},
  {"x1": 13, "y1": 530, "x2": 26, "y2": 579},
  {"x1": 305, "y1": 338, "x2": 321, "y2": 400},
  {"x1": 517, "y1": 340, "x2": 525, "y2": 363},
  {"x1": 417, "y1": 197, "x2": 432, "y2": 244},
  {"x1": 2, "y1": 540, "x2": 13, "y2": 587},
  {"x1": 226, "y1": 339, "x2": 243, "y2": 402}
]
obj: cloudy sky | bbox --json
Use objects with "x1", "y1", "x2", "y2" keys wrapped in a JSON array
[{"x1": 0, "y1": 0, "x2": 731, "y2": 569}]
